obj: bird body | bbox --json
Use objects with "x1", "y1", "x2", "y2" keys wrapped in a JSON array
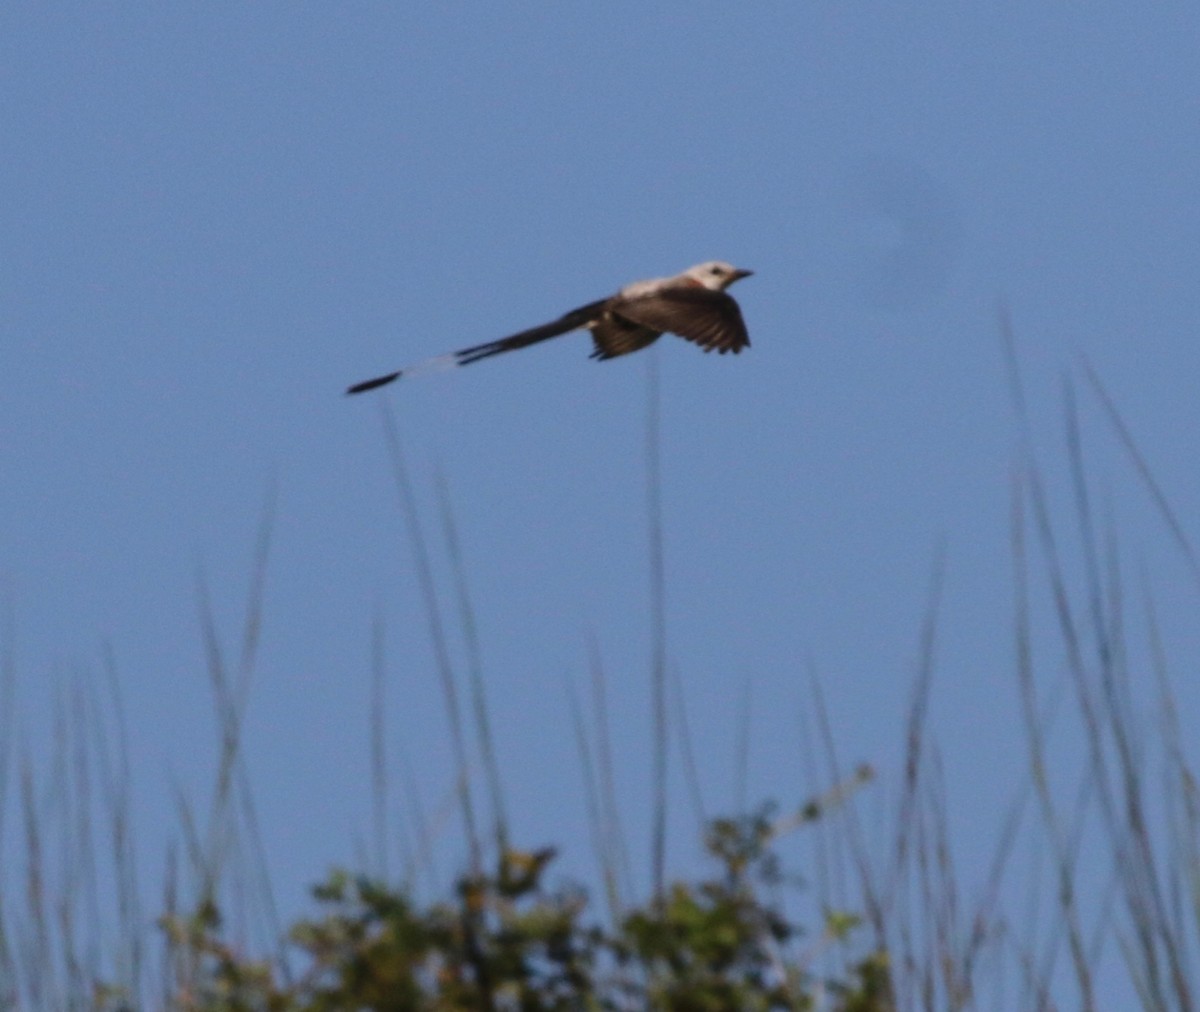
[{"x1": 346, "y1": 261, "x2": 753, "y2": 394}]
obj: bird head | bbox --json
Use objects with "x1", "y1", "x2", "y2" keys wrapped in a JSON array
[{"x1": 682, "y1": 261, "x2": 754, "y2": 291}]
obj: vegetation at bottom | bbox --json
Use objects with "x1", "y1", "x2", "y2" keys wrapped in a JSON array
[{"x1": 140, "y1": 805, "x2": 887, "y2": 1011}]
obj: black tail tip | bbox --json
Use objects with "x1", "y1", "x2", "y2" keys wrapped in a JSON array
[{"x1": 346, "y1": 372, "x2": 401, "y2": 395}]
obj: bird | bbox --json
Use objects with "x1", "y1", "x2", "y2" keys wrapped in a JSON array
[{"x1": 345, "y1": 260, "x2": 753, "y2": 394}]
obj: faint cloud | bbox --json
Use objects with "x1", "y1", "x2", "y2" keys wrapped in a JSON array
[{"x1": 834, "y1": 154, "x2": 963, "y2": 311}]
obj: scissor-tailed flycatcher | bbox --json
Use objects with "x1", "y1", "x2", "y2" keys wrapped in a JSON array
[{"x1": 346, "y1": 261, "x2": 753, "y2": 394}]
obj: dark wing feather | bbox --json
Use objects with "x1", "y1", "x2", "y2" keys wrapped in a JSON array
[
  {"x1": 614, "y1": 288, "x2": 750, "y2": 354},
  {"x1": 588, "y1": 316, "x2": 662, "y2": 360}
]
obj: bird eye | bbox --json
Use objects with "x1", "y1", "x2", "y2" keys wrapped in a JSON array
[{"x1": 710, "y1": 266, "x2": 723, "y2": 275}]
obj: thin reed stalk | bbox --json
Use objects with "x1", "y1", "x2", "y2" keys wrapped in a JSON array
[
  {"x1": 587, "y1": 635, "x2": 633, "y2": 911},
  {"x1": 434, "y1": 468, "x2": 509, "y2": 859},
  {"x1": 370, "y1": 606, "x2": 390, "y2": 879},
  {"x1": 645, "y1": 353, "x2": 668, "y2": 904},
  {"x1": 380, "y1": 402, "x2": 481, "y2": 875}
]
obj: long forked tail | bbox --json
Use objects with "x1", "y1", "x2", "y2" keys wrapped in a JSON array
[
  {"x1": 345, "y1": 299, "x2": 608, "y2": 395},
  {"x1": 347, "y1": 370, "x2": 404, "y2": 394}
]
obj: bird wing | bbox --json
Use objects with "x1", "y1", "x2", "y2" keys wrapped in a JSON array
[
  {"x1": 588, "y1": 316, "x2": 662, "y2": 360},
  {"x1": 613, "y1": 288, "x2": 750, "y2": 354},
  {"x1": 346, "y1": 298, "x2": 609, "y2": 394}
]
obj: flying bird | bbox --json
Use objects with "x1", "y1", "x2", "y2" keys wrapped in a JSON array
[{"x1": 346, "y1": 261, "x2": 753, "y2": 394}]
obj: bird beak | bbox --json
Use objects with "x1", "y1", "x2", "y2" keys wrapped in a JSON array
[{"x1": 732, "y1": 268, "x2": 754, "y2": 281}]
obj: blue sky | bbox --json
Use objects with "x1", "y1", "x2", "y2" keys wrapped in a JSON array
[{"x1": 4, "y1": 3, "x2": 1200, "y2": 996}]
